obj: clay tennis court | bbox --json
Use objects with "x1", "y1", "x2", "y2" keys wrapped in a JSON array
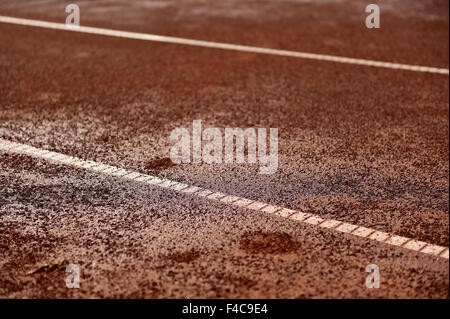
[{"x1": 0, "y1": 0, "x2": 448, "y2": 298}]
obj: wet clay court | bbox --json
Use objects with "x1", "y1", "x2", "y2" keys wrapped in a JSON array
[{"x1": 0, "y1": 0, "x2": 448, "y2": 298}]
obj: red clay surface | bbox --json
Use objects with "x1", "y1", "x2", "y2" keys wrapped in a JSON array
[{"x1": 0, "y1": 0, "x2": 448, "y2": 298}]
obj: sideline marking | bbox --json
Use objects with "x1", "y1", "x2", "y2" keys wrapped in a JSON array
[
  {"x1": 0, "y1": 15, "x2": 448, "y2": 75},
  {"x1": 0, "y1": 138, "x2": 448, "y2": 260}
]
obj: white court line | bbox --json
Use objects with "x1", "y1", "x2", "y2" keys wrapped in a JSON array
[
  {"x1": 0, "y1": 138, "x2": 448, "y2": 260},
  {"x1": 0, "y1": 15, "x2": 448, "y2": 75}
]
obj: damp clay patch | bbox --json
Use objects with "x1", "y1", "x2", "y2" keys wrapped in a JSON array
[
  {"x1": 145, "y1": 157, "x2": 175, "y2": 170},
  {"x1": 239, "y1": 231, "x2": 299, "y2": 255},
  {"x1": 163, "y1": 249, "x2": 201, "y2": 264}
]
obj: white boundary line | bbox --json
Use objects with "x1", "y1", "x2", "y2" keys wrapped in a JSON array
[
  {"x1": 0, "y1": 15, "x2": 448, "y2": 75},
  {"x1": 0, "y1": 138, "x2": 448, "y2": 260}
]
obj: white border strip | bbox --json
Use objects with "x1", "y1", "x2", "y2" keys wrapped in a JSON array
[
  {"x1": 0, "y1": 15, "x2": 448, "y2": 75},
  {"x1": 0, "y1": 138, "x2": 448, "y2": 260}
]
